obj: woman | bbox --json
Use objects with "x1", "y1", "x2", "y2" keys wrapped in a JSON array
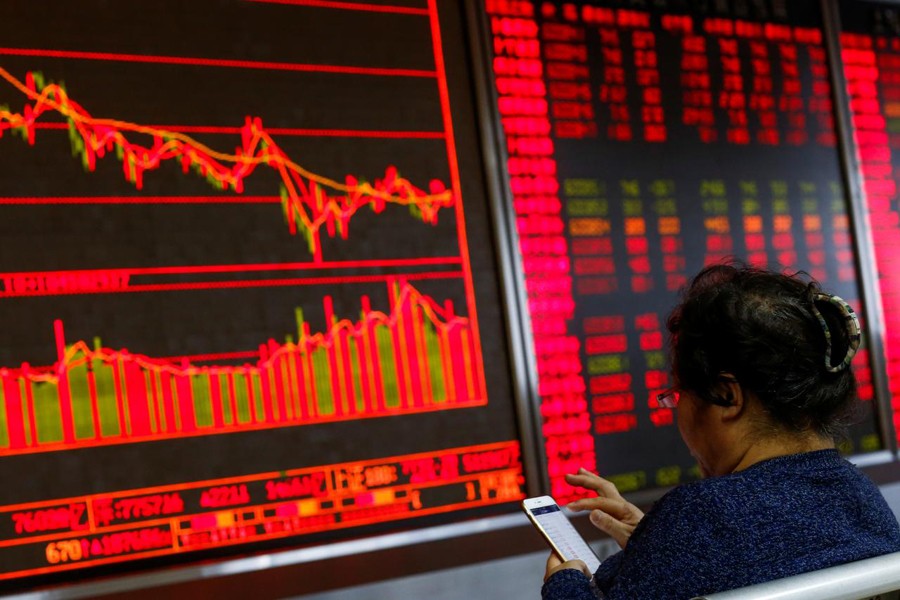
[{"x1": 543, "y1": 264, "x2": 900, "y2": 599}]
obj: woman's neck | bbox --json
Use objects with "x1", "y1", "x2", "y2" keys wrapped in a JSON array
[{"x1": 731, "y1": 430, "x2": 835, "y2": 473}]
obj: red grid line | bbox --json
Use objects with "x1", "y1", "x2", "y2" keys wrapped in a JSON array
[
  {"x1": 244, "y1": 0, "x2": 429, "y2": 15},
  {"x1": 29, "y1": 122, "x2": 445, "y2": 138},
  {"x1": 0, "y1": 47, "x2": 436, "y2": 78}
]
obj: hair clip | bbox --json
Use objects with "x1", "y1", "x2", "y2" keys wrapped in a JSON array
[{"x1": 810, "y1": 293, "x2": 861, "y2": 373}]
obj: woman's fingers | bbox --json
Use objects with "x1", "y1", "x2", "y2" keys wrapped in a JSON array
[
  {"x1": 566, "y1": 496, "x2": 645, "y2": 550},
  {"x1": 588, "y1": 507, "x2": 633, "y2": 549},
  {"x1": 564, "y1": 469, "x2": 623, "y2": 500},
  {"x1": 561, "y1": 467, "x2": 645, "y2": 550},
  {"x1": 567, "y1": 495, "x2": 635, "y2": 521}
]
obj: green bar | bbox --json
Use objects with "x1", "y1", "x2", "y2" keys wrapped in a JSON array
[
  {"x1": 251, "y1": 373, "x2": 264, "y2": 422},
  {"x1": 860, "y1": 433, "x2": 882, "y2": 453},
  {"x1": 170, "y1": 377, "x2": 181, "y2": 431},
  {"x1": 279, "y1": 359, "x2": 294, "y2": 420},
  {"x1": 116, "y1": 359, "x2": 131, "y2": 436},
  {"x1": 311, "y1": 348, "x2": 334, "y2": 416},
  {"x1": 0, "y1": 381, "x2": 8, "y2": 448},
  {"x1": 152, "y1": 371, "x2": 167, "y2": 432},
  {"x1": 92, "y1": 358, "x2": 120, "y2": 437},
  {"x1": 644, "y1": 351, "x2": 666, "y2": 370},
  {"x1": 423, "y1": 320, "x2": 446, "y2": 403},
  {"x1": 219, "y1": 374, "x2": 233, "y2": 425},
  {"x1": 376, "y1": 326, "x2": 400, "y2": 408},
  {"x1": 234, "y1": 373, "x2": 251, "y2": 424},
  {"x1": 655, "y1": 465, "x2": 682, "y2": 487},
  {"x1": 191, "y1": 373, "x2": 213, "y2": 428},
  {"x1": 347, "y1": 337, "x2": 364, "y2": 411},
  {"x1": 67, "y1": 356, "x2": 96, "y2": 439},
  {"x1": 33, "y1": 380, "x2": 63, "y2": 444},
  {"x1": 144, "y1": 372, "x2": 158, "y2": 433},
  {"x1": 18, "y1": 379, "x2": 31, "y2": 446},
  {"x1": 607, "y1": 470, "x2": 647, "y2": 493},
  {"x1": 587, "y1": 355, "x2": 630, "y2": 375}
]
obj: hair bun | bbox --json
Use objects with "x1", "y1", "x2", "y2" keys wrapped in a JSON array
[{"x1": 810, "y1": 293, "x2": 861, "y2": 373}]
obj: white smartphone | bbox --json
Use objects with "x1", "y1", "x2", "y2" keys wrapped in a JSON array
[{"x1": 522, "y1": 495, "x2": 602, "y2": 574}]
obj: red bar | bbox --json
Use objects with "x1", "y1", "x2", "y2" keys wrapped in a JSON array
[
  {"x1": 85, "y1": 366, "x2": 102, "y2": 439},
  {"x1": 339, "y1": 328, "x2": 358, "y2": 414},
  {"x1": 258, "y1": 346, "x2": 274, "y2": 423},
  {"x1": 291, "y1": 347, "x2": 309, "y2": 420},
  {"x1": 160, "y1": 371, "x2": 176, "y2": 433},
  {"x1": 443, "y1": 299, "x2": 467, "y2": 402},
  {"x1": 322, "y1": 296, "x2": 345, "y2": 416},
  {"x1": 448, "y1": 326, "x2": 469, "y2": 402},
  {"x1": 412, "y1": 296, "x2": 435, "y2": 405},
  {"x1": 147, "y1": 369, "x2": 163, "y2": 432},
  {"x1": 268, "y1": 342, "x2": 288, "y2": 421},
  {"x1": 110, "y1": 358, "x2": 128, "y2": 436},
  {"x1": 284, "y1": 346, "x2": 302, "y2": 420},
  {"x1": 53, "y1": 320, "x2": 75, "y2": 443},
  {"x1": 361, "y1": 297, "x2": 386, "y2": 412},
  {"x1": 124, "y1": 359, "x2": 151, "y2": 436},
  {"x1": 2, "y1": 371, "x2": 25, "y2": 448},
  {"x1": 302, "y1": 324, "x2": 320, "y2": 418},
  {"x1": 397, "y1": 286, "x2": 425, "y2": 408}
]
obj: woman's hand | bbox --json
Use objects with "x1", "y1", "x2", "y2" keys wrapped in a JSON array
[
  {"x1": 566, "y1": 468, "x2": 645, "y2": 549},
  {"x1": 544, "y1": 552, "x2": 592, "y2": 582}
]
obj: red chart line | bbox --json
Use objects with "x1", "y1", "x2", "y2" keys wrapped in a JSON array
[
  {"x1": 28, "y1": 122, "x2": 445, "y2": 139},
  {"x1": 0, "y1": 196, "x2": 282, "y2": 205},
  {"x1": 243, "y1": 0, "x2": 429, "y2": 15},
  {"x1": 0, "y1": 47, "x2": 436, "y2": 78}
]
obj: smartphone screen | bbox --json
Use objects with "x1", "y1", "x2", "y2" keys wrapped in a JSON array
[{"x1": 523, "y1": 496, "x2": 602, "y2": 573}]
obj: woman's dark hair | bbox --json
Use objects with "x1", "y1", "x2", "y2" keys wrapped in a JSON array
[{"x1": 667, "y1": 262, "x2": 859, "y2": 437}]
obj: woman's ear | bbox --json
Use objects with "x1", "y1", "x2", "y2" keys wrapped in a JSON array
[{"x1": 713, "y1": 376, "x2": 745, "y2": 421}]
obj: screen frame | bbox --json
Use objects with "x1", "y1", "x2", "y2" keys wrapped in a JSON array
[
  {"x1": 9, "y1": 0, "x2": 900, "y2": 597},
  {"x1": 0, "y1": 0, "x2": 546, "y2": 594}
]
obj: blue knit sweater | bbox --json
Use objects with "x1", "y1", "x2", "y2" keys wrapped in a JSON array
[{"x1": 542, "y1": 450, "x2": 900, "y2": 600}]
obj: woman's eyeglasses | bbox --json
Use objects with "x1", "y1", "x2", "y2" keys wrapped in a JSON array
[{"x1": 656, "y1": 389, "x2": 680, "y2": 409}]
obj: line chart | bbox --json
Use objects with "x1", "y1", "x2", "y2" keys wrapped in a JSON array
[{"x1": 0, "y1": 68, "x2": 454, "y2": 262}]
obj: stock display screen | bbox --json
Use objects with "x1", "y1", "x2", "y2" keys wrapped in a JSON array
[
  {"x1": 486, "y1": 0, "x2": 883, "y2": 501},
  {"x1": 840, "y1": 0, "x2": 900, "y2": 450},
  {"x1": 0, "y1": 0, "x2": 527, "y2": 585}
]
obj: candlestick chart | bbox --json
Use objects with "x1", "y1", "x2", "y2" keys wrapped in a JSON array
[{"x1": 0, "y1": 0, "x2": 525, "y2": 585}]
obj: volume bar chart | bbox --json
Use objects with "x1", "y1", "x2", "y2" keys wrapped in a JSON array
[{"x1": 0, "y1": 281, "x2": 485, "y2": 453}]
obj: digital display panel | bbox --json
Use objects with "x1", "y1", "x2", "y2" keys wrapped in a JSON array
[
  {"x1": 0, "y1": 0, "x2": 527, "y2": 586},
  {"x1": 485, "y1": 0, "x2": 883, "y2": 502},
  {"x1": 840, "y1": 0, "x2": 900, "y2": 445}
]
